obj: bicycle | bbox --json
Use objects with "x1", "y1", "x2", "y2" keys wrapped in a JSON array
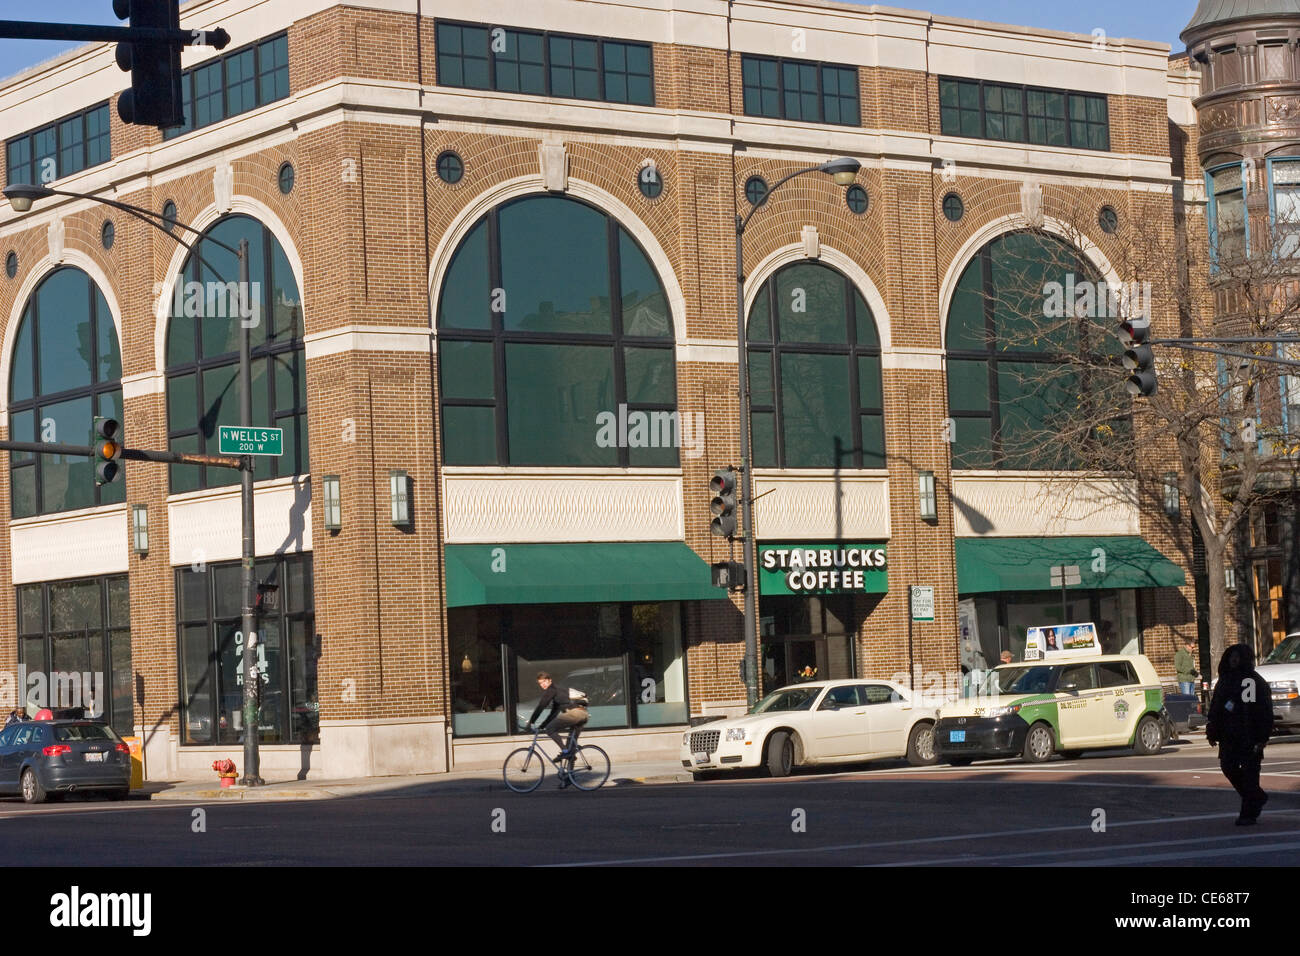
[{"x1": 502, "y1": 728, "x2": 610, "y2": 793}]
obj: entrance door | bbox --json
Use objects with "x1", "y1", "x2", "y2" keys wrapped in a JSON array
[{"x1": 1253, "y1": 559, "x2": 1286, "y2": 656}]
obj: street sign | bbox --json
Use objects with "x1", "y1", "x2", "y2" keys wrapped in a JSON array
[
  {"x1": 910, "y1": 585, "x2": 935, "y2": 622},
  {"x1": 218, "y1": 426, "x2": 282, "y2": 456},
  {"x1": 1049, "y1": 564, "x2": 1082, "y2": 587}
]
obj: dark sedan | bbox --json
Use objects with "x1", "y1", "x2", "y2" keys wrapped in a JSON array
[{"x1": 0, "y1": 720, "x2": 130, "y2": 803}]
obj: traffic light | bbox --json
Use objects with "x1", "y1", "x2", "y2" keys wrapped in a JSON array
[
  {"x1": 710, "y1": 468, "x2": 737, "y2": 537},
  {"x1": 1120, "y1": 319, "x2": 1157, "y2": 396},
  {"x1": 94, "y1": 417, "x2": 122, "y2": 485},
  {"x1": 113, "y1": 0, "x2": 185, "y2": 128}
]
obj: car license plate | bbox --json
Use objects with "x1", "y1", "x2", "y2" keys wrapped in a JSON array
[
  {"x1": 693, "y1": 752, "x2": 710, "y2": 766},
  {"x1": 949, "y1": 730, "x2": 966, "y2": 743},
  {"x1": 84, "y1": 752, "x2": 105, "y2": 762}
]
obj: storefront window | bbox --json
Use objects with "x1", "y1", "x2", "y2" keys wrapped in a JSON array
[
  {"x1": 447, "y1": 600, "x2": 688, "y2": 736},
  {"x1": 176, "y1": 553, "x2": 317, "y2": 745},
  {"x1": 16, "y1": 575, "x2": 132, "y2": 735},
  {"x1": 964, "y1": 589, "x2": 1140, "y2": 661}
]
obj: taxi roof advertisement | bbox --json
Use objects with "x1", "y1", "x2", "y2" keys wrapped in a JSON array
[
  {"x1": 758, "y1": 544, "x2": 888, "y2": 596},
  {"x1": 1024, "y1": 622, "x2": 1102, "y2": 660}
]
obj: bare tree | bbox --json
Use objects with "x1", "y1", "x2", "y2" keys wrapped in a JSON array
[{"x1": 958, "y1": 185, "x2": 1300, "y2": 669}]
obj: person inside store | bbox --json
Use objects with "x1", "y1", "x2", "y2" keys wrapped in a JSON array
[
  {"x1": 4, "y1": 707, "x2": 30, "y2": 726},
  {"x1": 526, "y1": 672, "x2": 589, "y2": 776},
  {"x1": 1206, "y1": 643, "x2": 1274, "y2": 826}
]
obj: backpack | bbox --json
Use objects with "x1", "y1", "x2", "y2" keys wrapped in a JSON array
[{"x1": 567, "y1": 688, "x2": 590, "y2": 707}]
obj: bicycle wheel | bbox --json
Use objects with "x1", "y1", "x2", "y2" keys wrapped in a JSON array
[
  {"x1": 503, "y1": 747, "x2": 545, "y2": 793},
  {"x1": 568, "y1": 745, "x2": 610, "y2": 791}
]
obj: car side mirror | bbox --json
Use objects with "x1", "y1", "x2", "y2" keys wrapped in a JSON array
[
  {"x1": 1061, "y1": 683, "x2": 1079, "y2": 695},
  {"x1": 820, "y1": 699, "x2": 839, "y2": 711}
]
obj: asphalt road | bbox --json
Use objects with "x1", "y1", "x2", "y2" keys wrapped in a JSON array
[{"x1": 5, "y1": 737, "x2": 1300, "y2": 867}]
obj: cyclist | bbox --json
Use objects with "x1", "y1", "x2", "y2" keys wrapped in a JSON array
[{"x1": 525, "y1": 672, "x2": 589, "y2": 772}]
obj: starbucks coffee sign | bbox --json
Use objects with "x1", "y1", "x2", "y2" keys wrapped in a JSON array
[{"x1": 759, "y1": 544, "x2": 888, "y2": 596}]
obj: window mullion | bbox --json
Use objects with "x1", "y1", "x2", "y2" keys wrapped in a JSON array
[{"x1": 489, "y1": 210, "x2": 509, "y2": 465}]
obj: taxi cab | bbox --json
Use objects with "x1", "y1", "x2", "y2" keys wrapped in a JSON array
[{"x1": 934, "y1": 629, "x2": 1166, "y2": 765}]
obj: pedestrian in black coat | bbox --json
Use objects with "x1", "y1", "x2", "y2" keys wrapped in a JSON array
[{"x1": 1206, "y1": 643, "x2": 1274, "y2": 825}]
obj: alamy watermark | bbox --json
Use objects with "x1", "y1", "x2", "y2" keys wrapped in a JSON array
[
  {"x1": 1042, "y1": 275, "x2": 1152, "y2": 321},
  {"x1": 1, "y1": 665, "x2": 105, "y2": 714},
  {"x1": 595, "y1": 404, "x2": 705, "y2": 459},
  {"x1": 155, "y1": 279, "x2": 261, "y2": 328}
]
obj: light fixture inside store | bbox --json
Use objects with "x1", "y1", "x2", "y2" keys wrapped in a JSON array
[
  {"x1": 131, "y1": 504, "x2": 148, "y2": 555},
  {"x1": 918, "y1": 471, "x2": 937, "y2": 522},
  {"x1": 390, "y1": 470, "x2": 411, "y2": 527},
  {"x1": 461, "y1": 654, "x2": 473, "y2": 674},
  {"x1": 322, "y1": 474, "x2": 342, "y2": 531},
  {"x1": 1225, "y1": 566, "x2": 1237, "y2": 592}
]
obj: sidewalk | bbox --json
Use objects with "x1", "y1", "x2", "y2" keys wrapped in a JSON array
[{"x1": 143, "y1": 757, "x2": 695, "y2": 801}]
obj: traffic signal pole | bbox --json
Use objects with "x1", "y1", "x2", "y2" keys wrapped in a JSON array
[{"x1": 0, "y1": 20, "x2": 228, "y2": 47}]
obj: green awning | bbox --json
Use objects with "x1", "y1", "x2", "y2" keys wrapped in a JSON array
[
  {"x1": 445, "y1": 542, "x2": 728, "y2": 607},
  {"x1": 956, "y1": 536, "x2": 1187, "y2": 594}
]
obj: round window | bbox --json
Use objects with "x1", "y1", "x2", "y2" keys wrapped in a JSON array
[
  {"x1": 638, "y1": 165, "x2": 663, "y2": 200},
  {"x1": 845, "y1": 184, "x2": 869, "y2": 215},
  {"x1": 278, "y1": 161, "x2": 295, "y2": 195},
  {"x1": 162, "y1": 200, "x2": 178, "y2": 233},
  {"x1": 101, "y1": 220, "x2": 115, "y2": 250},
  {"x1": 5, "y1": 252, "x2": 16, "y2": 280},
  {"x1": 1099, "y1": 205, "x2": 1119, "y2": 234},
  {"x1": 744, "y1": 175, "x2": 769, "y2": 207},
  {"x1": 942, "y1": 192, "x2": 965, "y2": 223},
  {"x1": 436, "y1": 150, "x2": 464, "y2": 185}
]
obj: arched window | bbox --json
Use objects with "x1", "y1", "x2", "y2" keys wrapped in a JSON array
[
  {"x1": 746, "y1": 262, "x2": 884, "y2": 469},
  {"x1": 945, "y1": 231, "x2": 1105, "y2": 470},
  {"x1": 437, "y1": 195, "x2": 675, "y2": 466},
  {"x1": 166, "y1": 215, "x2": 307, "y2": 492},
  {"x1": 10, "y1": 267, "x2": 122, "y2": 517}
]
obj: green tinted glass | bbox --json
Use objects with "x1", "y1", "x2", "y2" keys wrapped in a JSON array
[
  {"x1": 947, "y1": 257, "x2": 989, "y2": 352},
  {"x1": 947, "y1": 359, "x2": 990, "y2": 412},
  {"x1": 780, "y1": 353, "x2": 852, "y2": 467},
  {"x1": 505, "y1": 343, "x2": 616, "y2": 465},
  {"x1": 440, "y1": 341, "x2": 495, "y2": 400},
  {"x1": 441, "y1": 217, "x2": 491, "y2": 332},
  {"x1": 747, "y1": 291, "x2": 772, "y2": 343},
  {"x1": 619, "y1": 231, "x2": 670, "y2": 338},
  {"x1": 860, "y1": 414, "x2": 885, "y2": 468},
  {"x1": 751, "y1": 410, "x2": 777, "y2": 467},
  {"x1": 857, "y1": 355, "x2": 882, "y2": 409},
  {"x1": 624, "y1": 347, "x2": 675, "y2": 404},
  {"x1": 500, "y1": 197, "x2": 610, "y2": 334},
  {"x1": 442, "y1": 406, "x2": 497, "y2": 465},
  {"x1": 776, "y1": 264, "x2": 847, "y2": 344},
  {"x1": 748, "y1": 351, "x2": 774, "y2": 406},
  {"x1": 37, "y1": 269, "x2": 95, "y2": 396},
  {"x1": 853, "y1": 292, "x2": 878, "y2": 347},
  {"x1": 951, "y1": 417, "x2": 993, "y2": 468},
  {"x1": 11, "y1": 308, "x2": 32, "y2": 402}
]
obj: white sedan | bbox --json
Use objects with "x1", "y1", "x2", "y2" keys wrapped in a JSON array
[{"x1": 681, "y1": 679, "x2": 940, "y2": 777}]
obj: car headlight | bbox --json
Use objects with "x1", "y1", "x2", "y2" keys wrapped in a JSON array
[
  {"x1": 725, "y1": 728, "x2": 746, "y2": 742},
  {"x1": 682, "y1": 733, "x2": 689, "y2": 746},
  {"x1": 987, "y1": 704, "x2": 1021, "y2": 718},
  {"x1": 1271, "y1": 681, "x2": 1298, "y2": 700}
]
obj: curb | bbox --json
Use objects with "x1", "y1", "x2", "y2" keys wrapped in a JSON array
[{"x1": 145, "y1": 768, "x2": 697, "y2": 801}]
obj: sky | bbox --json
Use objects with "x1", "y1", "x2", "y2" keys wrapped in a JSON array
[{"x1": 0, "y1": 0, "x2": 1197, "y2": 81}]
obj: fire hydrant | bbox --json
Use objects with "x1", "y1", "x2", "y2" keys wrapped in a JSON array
[{"x1": 212, "y1": 758, "x2": 238, "y2": 788}]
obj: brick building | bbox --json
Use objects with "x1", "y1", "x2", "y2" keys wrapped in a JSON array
[{"x1": 0, "y1": 0, "x2": 1205, "y2": 779}]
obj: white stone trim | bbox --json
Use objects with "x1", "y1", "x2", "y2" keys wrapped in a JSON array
[
  {"x1": 0, "y1": 249, "x2": 125, "y2": 417},
  {"x1": 427, "y1": 174, "x2": 688, "y2": 344},
  {"x1": 881, "y1": 348, "x2": 944, "y2": 371},
  {"x1": 678, "y1": 340, "x2": 739, "y2": 364},
  {"x1": 751, "y1": 471, "x2": 892, "y2": 540},
  {"x1": 442, "y1": 470, "x2": 684, "y2": 543},
  {"x1": 11, "y1": 504, "x2": 129, "y2": 583},
  {"x1": 167, "y1": 475, "x2": 312, "y2": 565},
  {"x1": 121, "y1": 371, "x2": 166, "y2": 400},
  {"x1": 950, "y1": 472, "x2": 1139, "y2": 537},
  {"x1": 303, "y1": 325, "x2": 433, "y2": 360}
]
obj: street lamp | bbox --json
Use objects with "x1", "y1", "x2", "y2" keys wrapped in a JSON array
[
  {"x1": 733, "y1": 157, "x2": 861, "y2": 708},
  {"x1": 6, "y1": 181, "x2": 266, "y2": 786}
]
